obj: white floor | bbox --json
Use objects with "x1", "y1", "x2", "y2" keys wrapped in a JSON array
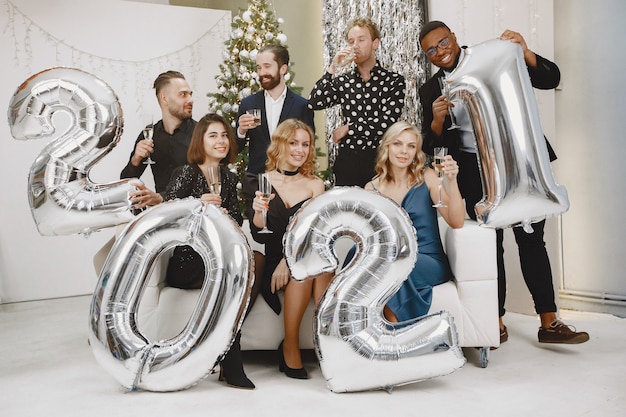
[{"x1": 1, "y1": 295, "x2": 625, "y2": 417}]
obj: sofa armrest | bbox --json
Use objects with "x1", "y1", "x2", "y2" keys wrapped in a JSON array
[
  {"x1": 439, "y1": 218, "x2": 497, "y2": 283},
  {"x1": 437, "y1": 218, "x2": 500, "y2": 347}
]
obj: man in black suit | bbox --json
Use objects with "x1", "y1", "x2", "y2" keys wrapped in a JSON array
[
  {"x1": 418, "y1": 21, "x2": 588, "y2": 346},
  {"x1": 236, "y1": 45, "x2": 315, "y2": 174}
]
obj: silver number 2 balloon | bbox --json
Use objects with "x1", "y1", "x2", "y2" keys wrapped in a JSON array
[
  {"x1": 89, "y1": 199, "x2": 254, "y2": 392},
  {"x1": 7, "y1": 67, "x2": 136, "y2": 236},
  {"x1": 446, "y1": 39, "x2": 569, "y2": 231},
  {"x1": 284, "y1": 187, "x2": 465, "y2": 392}
]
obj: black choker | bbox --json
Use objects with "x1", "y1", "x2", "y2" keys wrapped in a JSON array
[{"x1": 277, "y1": 168, "x2": 299, "y2": 176}]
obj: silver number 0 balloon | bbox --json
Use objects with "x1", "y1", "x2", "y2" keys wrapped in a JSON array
[
  {"x1": 445, "y1": 39, "x2": 569, "y2": 230},
  {"x1": 89, "y1": 199, "x2": 254, "y2": 392},
  {"x1": 7, "y1": 67, "x2": 136, "y2": 236},
  {"x1": 284, "y1": 187, "x2": 465, "y2": 392}
]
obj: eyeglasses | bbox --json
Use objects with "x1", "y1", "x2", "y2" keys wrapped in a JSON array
[{"x1": 424, "y1": 35, "x2": 451, "y2": 57}]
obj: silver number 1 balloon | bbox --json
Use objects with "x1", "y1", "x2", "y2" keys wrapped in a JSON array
[{"x1": 445, "y1": 39, "x2": 569, "y2": 231}]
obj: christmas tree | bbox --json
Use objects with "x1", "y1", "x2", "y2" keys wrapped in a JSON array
[{"x1": 207, "y1": 0, "x2": 303, "y2": 178}]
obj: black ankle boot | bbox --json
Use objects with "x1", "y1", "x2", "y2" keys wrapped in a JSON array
[{"x1": 219, "y1": 332, "x2": 255, "y2": 389}]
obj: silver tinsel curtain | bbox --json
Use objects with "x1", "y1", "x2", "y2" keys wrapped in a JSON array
[{"x1": 321, "y1": 0, "x2": 429, "y2": 165}]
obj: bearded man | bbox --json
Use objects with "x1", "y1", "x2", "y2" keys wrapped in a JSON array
[{"x1": 236, "y1": 45, "x2": 315, "y2": 174}]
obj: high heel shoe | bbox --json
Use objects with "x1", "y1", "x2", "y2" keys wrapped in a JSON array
[
  {"x1": 278, "y1": 341, "x2": 308, "y2": 379},
  {"x1": 219, "y1": 332, "x2": 255, "y2": 389}
]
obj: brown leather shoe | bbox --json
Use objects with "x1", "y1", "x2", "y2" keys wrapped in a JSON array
[
  {"x1": 538, "y1": 320, "x2": 589, "y2": 344},
  {"x1": 500, "y1": 325, "x2": 508, "y2": 344},
  {"x1": 490, "y1": 325, "x2": 508, "y2": 350}
]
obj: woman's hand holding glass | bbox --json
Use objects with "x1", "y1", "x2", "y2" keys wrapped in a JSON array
[
  {"x1": 200, "y1": 192, "x2": 222, "y2": 208},
  {"x1": 200, "y1": 166, "x2": 226, "y2": 211},
  {"x1": 256, "y1": 173, "x2": 273, "y2": 233},
  {"x1": 432, "y1": 151, "x2": 460, "y2": 208},
  {"x1": 433, "y1": 154, "x2": 459, "y2": 181},
  {"x1": 439, "y1": 155, "x2": 459, "y2": 181},
  {"x1": 432, "y1": 147, "x2": 448, "y2": 208},
  {"x1": 253, "y1": 189, "x2": 274, "y2": 234}
]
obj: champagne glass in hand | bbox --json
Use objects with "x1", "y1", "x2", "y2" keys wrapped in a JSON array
[
  {"x1": 333, "y1": 46, "x2": 356, "y2": 72},
  {"x1": 142, "y1": 114, "x2": 155, "y2": 165},
  {"x1": 438, "y1": 77, "x2": 460, "y2": 130},
  {"x1": 432, "y1": 147, "x2": 448, "y2": 208},
  {"x1": 338, "y1": 47, "x2": 355, "y2": 67},
  {"x1": 207, "y1": 166, "x2": 221, "y2": 196},
  {"x1": 258, "y1": 173, "x2": 273, "y2": 234}
]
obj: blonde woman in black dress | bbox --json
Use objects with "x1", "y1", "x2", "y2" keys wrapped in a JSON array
[{"x1": 244, "y1": 119, "x2": 330, "y2": 379}]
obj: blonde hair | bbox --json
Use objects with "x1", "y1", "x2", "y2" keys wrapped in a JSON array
[
  {"x1": 266, "y1": 119, "x2": 317, "y2": 177},
  {"x1": 345, "y1": 17, "x2": 381, "y2": 41},
  {"x1": 375, "y1": 121, "x2": 426, "y2": 185}
]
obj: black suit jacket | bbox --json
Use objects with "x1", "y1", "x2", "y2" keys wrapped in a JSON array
[
  {"x1": 418, "y1": 50, "x2": 559, "y2": 161},
  {"x1": 236, "y1": 88, "x2": 315, "y2": 174}
]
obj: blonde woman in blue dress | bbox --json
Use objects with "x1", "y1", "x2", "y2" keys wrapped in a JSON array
[{"x1": 365, "y1": 121, "x2": 465, "y2": 322}]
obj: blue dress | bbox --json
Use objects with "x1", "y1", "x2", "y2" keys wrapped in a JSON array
[{"x1": 386, "y1": 182, "x2": 453, "y2": 321}]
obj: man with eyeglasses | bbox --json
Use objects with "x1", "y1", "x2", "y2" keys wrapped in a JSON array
[{"x1": 418, "y1": 21, "x2": 589, "y2": 347}]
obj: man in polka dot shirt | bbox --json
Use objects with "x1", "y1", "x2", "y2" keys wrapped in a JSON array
[{"x1": 309, "y1": 17, "x2": 405, "y2": 187}]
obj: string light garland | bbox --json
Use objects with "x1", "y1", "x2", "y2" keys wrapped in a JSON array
[{"x1": 3, "y1": 0, "x2": 230, "y2": 113}]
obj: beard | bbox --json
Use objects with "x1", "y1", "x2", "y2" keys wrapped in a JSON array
[
  {"x1": 170, "y1": 105, "x2": 193, "y2": 121},
  {"x1": 259, "y1": 71, "x2": 281, "y2": 91}
]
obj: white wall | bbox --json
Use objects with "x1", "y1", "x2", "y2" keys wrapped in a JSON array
[
  {"x1": 554, "y1": 0, "x2": 626, "y2": 316},
  {"x1": 0, "y1": 0, "x2": 229, "y2": 303}
]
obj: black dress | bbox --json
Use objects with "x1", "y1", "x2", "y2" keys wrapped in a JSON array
[
  {"x1": 242, "y1": 172, "x2": 307, "y2": 314},
  {"x1": 162, "y1": 164, "x2": 242, "y2": 224},
  {"x1": 162, "y1": 164, "x2": 242, "y2": 288}
]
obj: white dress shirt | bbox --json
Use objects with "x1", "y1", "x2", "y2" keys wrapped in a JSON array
[{"x1": 264, "y1": 85, "x2": 287, "y2": 137}]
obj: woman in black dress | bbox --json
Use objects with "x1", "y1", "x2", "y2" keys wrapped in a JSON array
[
  {"x1": 160, "y1": 113, "x2": 255, "y2": 389},
  {"x1": 244, "y1": 119, "x2": 330, "y2": 379}
]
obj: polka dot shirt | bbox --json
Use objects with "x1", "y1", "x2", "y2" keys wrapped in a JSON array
[{"x1": 309, "y1": 62, "x2": 405, "y2": 150}]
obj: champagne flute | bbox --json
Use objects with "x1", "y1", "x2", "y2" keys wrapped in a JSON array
[
  {"x1": 207, "y1": 166, "x2": 221, "y2": 196},
  {"x1": 257, "y1": 173, "x2": 273, "y2": 234},
  {"x1": 142, "y1": 114, "x2": 155, "y2": 165},
  {"x1": 438, "y1": 77, "x2": 460, "y2": 130},
  {"x1": 246, "y1": 109, "x2": 261, "y2": 128},
  {"x1": 432, "y1": 147, "x2": 448, "y2": 208}
]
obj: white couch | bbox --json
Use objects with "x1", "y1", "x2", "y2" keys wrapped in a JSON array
[{"x1": 94, "y1": 217, "x2": 499, "y2": 366}]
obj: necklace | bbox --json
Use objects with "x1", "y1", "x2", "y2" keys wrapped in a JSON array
[{"x1": 277, "y1": 167, "x2": 300, "y2": 176}]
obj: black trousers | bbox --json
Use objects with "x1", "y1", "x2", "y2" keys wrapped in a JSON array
[
  {"x1": 457, "y1": 151, "x2": 557, "y2": 317},
  {"x1": 333, "y1": 147, "x2": 377, "y2": 187}
]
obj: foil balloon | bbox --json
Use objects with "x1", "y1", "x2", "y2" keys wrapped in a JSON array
[
  {"x1": 7, "y1": 67, "x2": 137, "y2": 236},
  {"x1": 446, "y1": 39, "x2": 569, "y2": 231},
  {"x1": 89, "y1": 199, "x2": 254, "y2": 392},
  {"x1": 284, "y1": 187, "x2": 465, "y2": 393}
]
